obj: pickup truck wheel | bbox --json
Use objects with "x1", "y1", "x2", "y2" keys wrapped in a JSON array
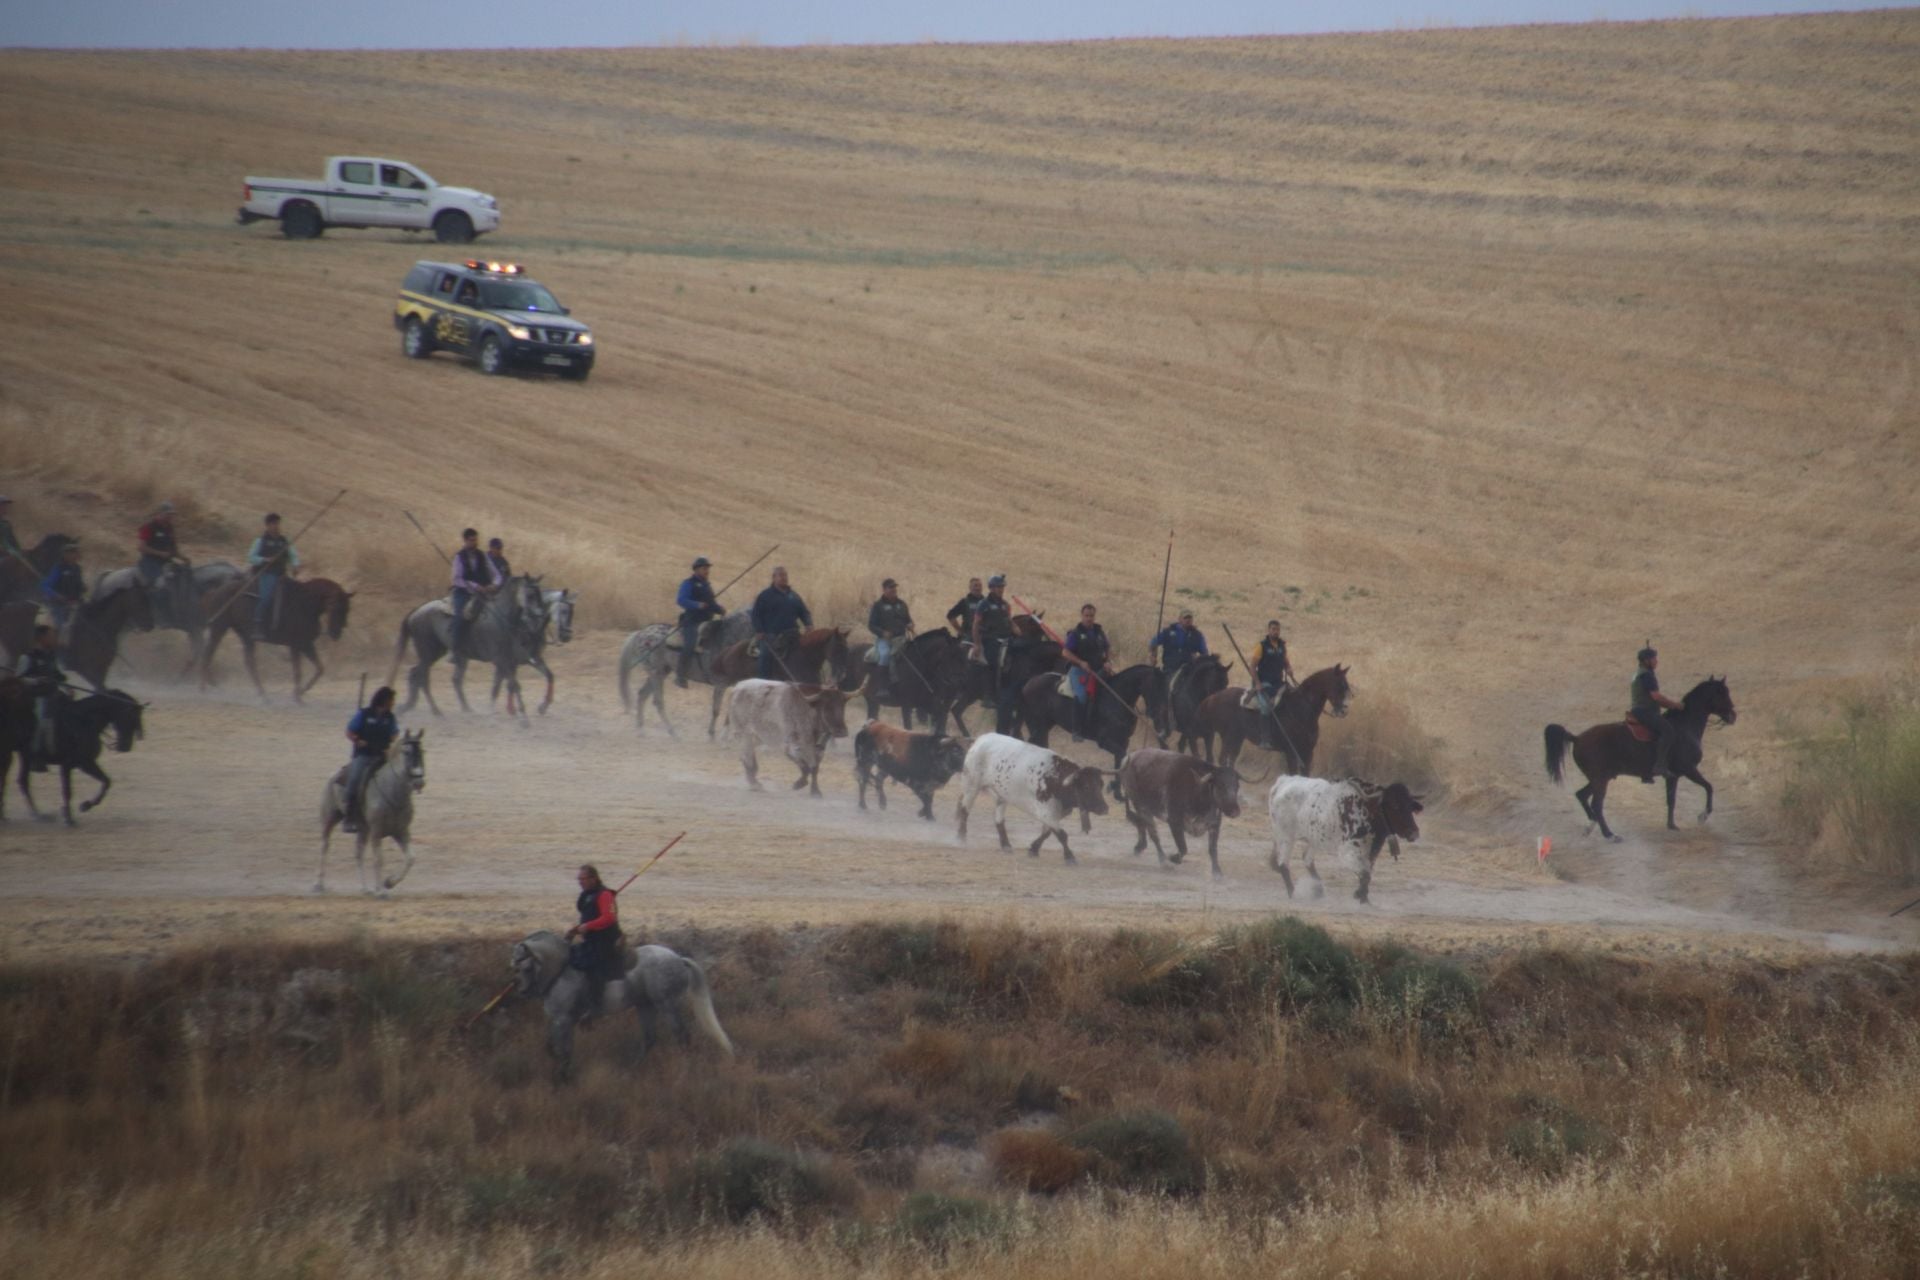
[
  {"x1": 478, "y1": 334, "x2": 508, "y2": 376},
  {"x1": 434, "y1": 211, "x2": 475, "y2": 245},
  {"x1": 401, "y1": 317, "x2": 433, "y2": 360},
  {"x1": 282, "y1": 203, "x2": 324, "y2": 240}
]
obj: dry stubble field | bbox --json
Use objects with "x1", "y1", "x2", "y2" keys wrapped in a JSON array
[{"x1": 2, "y1": 11, "x2": 1919, "y2": 1276}]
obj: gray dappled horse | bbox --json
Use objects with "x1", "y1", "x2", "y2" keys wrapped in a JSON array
[
  {"x1": 94, "y1": 561, "x2": 239, "y2": 673},
  {"x1": 489, "y1": 586, "x2": 575, "y2": 714},
  {"x1": 317, "y1": 729, "x2": 426, "y2": 895},
  {"x1": 390, "y1": 576, "x2": 551, "y2": 723},
  {"x1": 510, "y1": 929, "x2": 734, "y2": 1081},
  {"x1": 616, "y1": 606, "x2": 754, "y2": 736}
]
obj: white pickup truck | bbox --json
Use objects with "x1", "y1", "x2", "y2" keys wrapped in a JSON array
[{"x1": 236, "y1": 156, "x2": 501, "y2": 244}]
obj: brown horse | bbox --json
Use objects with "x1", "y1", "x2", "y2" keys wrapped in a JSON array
[
  {"x1": 0, "y1": 583, "x2": 153, "y2": 691},
  {"x1": 198, "y1": 576, "x2": 352, "y2": 702},
  {"x1": 1190, "y1": 664, "x2": 1352, "y2": 773},
  {"x1": 698, "y1": 626, "x2": 856, "y2": 737},
  {"x1": 1168, "y1": 653, "x2": 1234, "y2": 754},
  {"x1": 1544, "y1": 676, "x2": 1737, "y2": 841}
]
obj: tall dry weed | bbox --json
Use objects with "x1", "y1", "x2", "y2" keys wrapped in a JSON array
[{"x1": 1779, "y1": 654, "x2": 1920, "y2": 878}]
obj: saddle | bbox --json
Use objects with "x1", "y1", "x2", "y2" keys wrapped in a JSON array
[{"x1": 1624, "y1": 717, "x2": 1655, "y2": 743}]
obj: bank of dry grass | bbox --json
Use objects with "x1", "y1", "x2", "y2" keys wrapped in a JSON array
[
  {"x1": 1780, "y1": 663, "x2": 1920, "y2": 880},
  {"x1": 1, "y1": 921, "x2": 1916, "y2": 1277}
]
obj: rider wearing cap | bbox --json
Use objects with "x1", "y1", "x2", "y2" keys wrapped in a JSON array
[
  {"x1": 675, "y1": 556, "x2": 725, "y2": 688},
  {"x1": 41, "y1": 541, "x2": 85, "y2": 640},
  {"x1": 867, "y1": 578, "x2": 914, "y2": 696},
  {"x1": 1629, "y1": 646, "x2": 1683, "y2": 782}
]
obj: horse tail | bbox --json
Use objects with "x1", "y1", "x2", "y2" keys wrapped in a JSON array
[
  {"x1": 387, "y1": 611, "x2": 413, "y2": 687},
  {"x1": 617, "y1": 637, "x2": 636, "y2": 711},
  {"x1": 681, "y1": 958, "x2": 735, "y2": 1057},
  {"x1": 1544, "y1": 724, "x2": 1574, "y2": 785}
]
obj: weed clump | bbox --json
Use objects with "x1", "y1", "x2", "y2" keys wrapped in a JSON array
[
  {"x1": 892, "y1": 1190, "x2": 1011, "y2": 1250},
  {"x1": 1070, "y1": 1109, "x2": 1201, "y2": 1195},
  {"x1": 684, "y1": 1139, "x2": 844, "y2": 1222},
  {"x1": 1780, "y1": 681, "x2": 1920, "y2": 878},
  {"x1": 988, "y1": 1127, "x2": 1091, "y2": 1193}
]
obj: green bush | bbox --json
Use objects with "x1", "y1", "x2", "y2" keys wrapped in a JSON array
[
  {"x1": 690, "y1": 1139, "x2": 839, "y2": 1222},
  {"x1": 1503, "y1": 1096, "x2": 1612, "y2": 1174},
  {"x1": 892, "y1": 1191, "x2": 1011, "y2": 1250},
  {"x1": 1233, "y1": 918, "x2": 1360, "y2": 1021},
  {"x1": 1070, "y1": 1109, "x2": 1201, "y2": 1195},
  {"x1": 1780, "y1": 687, "x2": 1920, "y2": 878},
  {"x1": 1371, "y1": 948, "x2": 1482, "y2": 1042}
]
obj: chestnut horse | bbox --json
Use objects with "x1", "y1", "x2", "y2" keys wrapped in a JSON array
[
  {"x1": 1544, "y1": 676, "x2": 1737, "y2": 841},
  {"x1": 1189, "y1": 664, "x2": 1352, "y2": 773},
  {"x1": 198, "y1": 576, "x2": 352, "y2": 702}
]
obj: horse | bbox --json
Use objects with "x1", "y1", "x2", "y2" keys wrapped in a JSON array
[
  {"x1": 617, "y1": 607, "x2": 755, "y2": 737},
  {"x1": 391, "y1": 576, "x2": 550, "y2": 722},
  {"x1": 698, "y1": 626, "x2": 858, "y2": 738},
  {"x1": 1018, "y1": 663, "x2": 1169, "y2": 794},
  {"x1": 0, "y1": 677, "x2": 41, "y2": 821},
  {"x1": 1544, "y1": 676, "x2": 1738, "y2": 841},
  {"x1": 945, "y1": 621, "x2": 1064, "y2": 739},
  {"x1": 490, "y1": 586, "x2": 575, "y2": 714},
  {"x1": 21, "y1": 687, "x2": 145, "y2": 826},
  {"x1": 845, "y1": 629, "x2": 979, "y2": 734},
  {"x1": 317, "y1": 729, "x2": 427, "y2": 895},
  {"x1": 1190, "y1": 664, "x2": 1353, "y2": 772},
  {"x1": 1168, "y1": 653, "x2": 1234, "y2": 754},
  {"x1": 510, "y1": 929, "x2": 734, "y2": 1082},
  {"x1": 197, "y1": 575, "x2": 352, "y2": 702},
  {"x1": 94, "y1": 561, "x2": 238, "y2": 671},
  {"x1": 0, "y1": 581, "x2": 154, "y2": 691}
]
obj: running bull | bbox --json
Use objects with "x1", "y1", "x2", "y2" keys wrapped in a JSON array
[
  {"x1": 854, "y1": 720, "x2": 969, "y2": 819},
  {"x1": 1116, "y1": 746, "x2": 1261, "y2": 878}
]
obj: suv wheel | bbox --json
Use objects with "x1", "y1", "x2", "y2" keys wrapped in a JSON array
[
  {"x1": 282, "y1": 203, "x2": 324, "y2": 240},
  {"x1": 478, "y1": 334, "x2": 508, "y2": 376},
  {"x1": 434, "y1": 211, "x2": 475, "y2": 245},
  {"x1": 401, "y1": 317, "x2": 433, "y2": 360}
]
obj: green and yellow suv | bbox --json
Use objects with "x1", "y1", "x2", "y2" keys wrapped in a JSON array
[{"x1": 394, "y1": 259, "x2": 594, "y2": 381}]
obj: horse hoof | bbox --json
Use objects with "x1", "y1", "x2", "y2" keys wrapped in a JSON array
[
  {"x1": 383, "y1": 878, "x2": 397, "y2": 890},
  {"x1": 79, "y1": 801, "x2": 96, "y2": 812}
]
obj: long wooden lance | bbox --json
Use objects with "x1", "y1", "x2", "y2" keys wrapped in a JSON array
[
  {"x1": 1892, "y1": 895, "x2": 1920, "y2": 918},
  {"x1": 201, "y1": 488, "x2": 349, "y2": 631},
  {"x1": 463, "y1": 832, "x2": 689, "y2": 1030},
  {"x1": 1219, "y1": 621, "x2": 1305, "y2": 772},
  {"x1": 1153, "y1": 530, "x2": 1174, "y2": 636},
  {"x1": 713, "y1": 545, "x2": 779, "y2": 600},
  {"x1": 402, "y1": 509, "x2": 454, "y2": 565},
  {"x1": 1008, "y1": 592, "x2": 1140, "y2": 723}
]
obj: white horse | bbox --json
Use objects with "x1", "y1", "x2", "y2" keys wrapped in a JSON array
[
  {"x1": 316, "y1": 729, "x2": 426, "y2": 896},
  {"x1": 511, "y1": 929, "x2": 734, "y2": 1080}
]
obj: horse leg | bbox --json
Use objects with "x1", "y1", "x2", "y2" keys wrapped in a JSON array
[
  {"x1": 198, "y1": 624, "x2": 224, "y2": 690},
  {"x1": 708, "y1": 686, "x2": 725, "y2": 740},
  {"x1": 240, "y1": 636, "x2": 268, "y2": 701},
  {"x1": 1665, "y1": 775, "x2": 1681, "y2": 831},
  {"x1": 531, "y1": 655, "x2": 555, "y2": 715},
  {"x1": 507, "y1": 670, "x2": 529, "y2": 726},
  {"x1": 1589, "y1": 779, "x2": 1620, "y2": 842},
  {"x1": 355, "y1": 833, "x2": 372, "y2": 895},
  {"x1": 1684, "y1": 768, "x2": 1714, "y2": 824},
  {"x1": 59, "y1": 765, "x2": 75, "y2": 826},
  {"x1": 451, "y1": 660, "x2": 472, "y2": 713},
  {"x1": 384, "y1": 832, "x2": 415, "y2": 891},
  {"x1": 955, "y1": 784, "x2": 973, "y2": 841},
  {"x1": 75, "y1": 761, "x2": 110, "y2": 814},
  {"x1": 317, "y1": 813, "x2": 335, "y2": 893},
  {"x1": 807, "y1": 757, "x2": 822, "y2": 798}
]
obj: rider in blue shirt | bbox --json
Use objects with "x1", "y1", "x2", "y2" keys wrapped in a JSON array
[
  {"x1": 342, "y1": 687, "x2": 399, "y2": 833},
  {"x1": 749, "y1": 566, "x2": 813, "y2": 680},
  {"x1": 675, "y1": 557, "x2": 725, "y2": 688}
]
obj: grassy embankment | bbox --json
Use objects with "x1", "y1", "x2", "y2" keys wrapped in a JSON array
[{"x1": 2, "y1": 920, "x2": 1917, "y2": 1278}]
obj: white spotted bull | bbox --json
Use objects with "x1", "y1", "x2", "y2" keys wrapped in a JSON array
[
  {"x1": 955, "y1": 732, "x2": 1110, "y2": 862},
  {"x1": 1267, "y1": 776, "x2": 1424, "y2": 903},
  {"x1": 1117, "y1": 747, "x2": 1265, "y2": 878},
  {"x1": 854, "y1": 720, "x2": 970, "y2": 819},
  {"x1": 724, "y1": 677, "x2": 864, "y2": 796}
]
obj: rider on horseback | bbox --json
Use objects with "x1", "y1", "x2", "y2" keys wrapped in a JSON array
[
  {"x1": 246, "y1": 513, "x2": 300, "y2": 641},
  {"x1": 341, "y1": 686, "x2": 399, "y2": 834},
  {"x1": 486, "y1": 537, "x2": 511, "y2": 582},
  {"x1": 971, "y1": 575, "x2": 1017, "y2": 733},
  {"x1": 1063, "y1": 603, "x2": 1114, "y2": 742},
  {"x1": 750, "y1": 566, "x2": 813, "y2": 681},
  {"x1": 1247, "y1": 620, "x2": 1295, "y2": 751},
  {"x1": 675, "y1": 557, "x2": 726, "y2": 688},
  {"x1": 11, "y1": 625, "x2": 65, "y2": 772},
  {"x1": 449, "y1": 529, "x2": 499, "y2": 664},
  {"x1": 867, "y1": 578, "x2": 914, "y2": 698},
  {"x1": 946, "y1": 577, "x2": 985, "y2": 636},
  {"x1": 565, "y1": 864, "x2": 624, "y2": 1017},
  {"x1": 1630, "y1": 646, "x2": 1682, "y2": 782},
  {"x1": 1151, "y1": 608, "x2": 1208, "y2": 705},
  {"x1": 41, "y1": 541, "x2": 85, "y2": 641},
  {"x1": 135, "y1": 501, "x2": 188, "y2": 627}
]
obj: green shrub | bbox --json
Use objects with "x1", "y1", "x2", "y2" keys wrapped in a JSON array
[
  {"x1": 1503, "y1": 1096, "x2": 1613, "y2": 1174},
  {"x1": 1780, "y1": 686, "x2": 1920, "y2": 878},
  {"x1": 1105, "y1": 931, "x2": 1226, "y2": 1008},
  {"x1": 1070, "y1": 1109, "x2": 1201, "y2": 1195},
  {"x1": 690, "y1": 1139, "x2": 839, "y2": 1222},
  {"x1": 1370, "y1": 948, "x2": 1482, "y2": 1042},
  {"x1": 892, "y1": 1191, "x2": 1010, "y2": 1250},
  {"x1": 1233, "y1": 918, "x2": 1361, "y2": 1020}
]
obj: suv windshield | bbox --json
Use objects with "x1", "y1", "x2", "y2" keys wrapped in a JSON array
[{"x1": 479, "y1": 281, "x2": 563, "y2": 313}]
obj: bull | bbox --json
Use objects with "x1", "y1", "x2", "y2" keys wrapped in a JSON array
[
  {"x1": 955, "y1": 732, "x2": 1110, "y2": 862},
  {"x1": 724, "y1": 677, "x2": 864, "y2": 796},
  {"x1": 1117, "y1": 747, "x2": 1265, "y2": 878},
  {"x1": 853, "y1": 720, "x2": 970, "y2": 819},
  {"x1": 1267, "y1": 775, "x2": 1424, "y2": 903}
]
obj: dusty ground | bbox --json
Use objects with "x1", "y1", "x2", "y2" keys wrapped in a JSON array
[{"x1": 2, "y1": 12, "x2": 1916, "y2": 963}]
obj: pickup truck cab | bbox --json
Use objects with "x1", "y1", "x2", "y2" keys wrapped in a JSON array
[
  {"x1": 237, "y1": 156, "x2": 500, "y2": 243},
  {"x1": 394, "y1": 259, "x2": 595, "y2": 381}
]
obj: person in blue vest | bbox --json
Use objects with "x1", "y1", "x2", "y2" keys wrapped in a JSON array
[
  {"x1": 749, "y1": 565, "x2": 813, "y2": 680},
  {"x1": 1150, "y1": 608, "x2": 1208, "y2": 706},
  {"x1": 341, "y1": 686, "x2": 399, "y2": 834},
  {"x1": 246, "y1": 513, "x2": 300, "y2": 640},
  {"x1": 449, "y1": 528, "x2": 498, "y2": 662},
  {"x1": 1629, "y1": 646, "x2": 1683, "y2": 783},
  {"x1": 675, "y1": 556, "x2": 725, "y2": 688},
  {"x1": 1063, "y1": 603, "x2": 1114, "y2": 741},
  {"x1": 40, "y1": 540, "x2": 86, "y2": 640}
]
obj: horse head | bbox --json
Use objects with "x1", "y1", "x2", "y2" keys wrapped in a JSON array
[
  {"x1": 512, "y1": 929, "x2": 569, "y2": 997},
  {"x1": 1304, "y1": 664, "x2": 1352, "y2": 717},
  {"x1": 1690, "y1": 676, "x2": 1737, "y2": 726},
  {"x1": 550, "y1": 590, "x2": 576, "y2": 644},
  {"x1": 101, "y1": 688, "x2": 144, "y2": 751},
  {"x1": 398, "y1": 728, "x2": 427, "y2": 792}
]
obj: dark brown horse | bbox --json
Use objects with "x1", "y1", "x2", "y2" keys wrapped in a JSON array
[
  {"x1": 0, "y1": 583, "x2": 153, "y2": 691},
  {"x1": 0, "y1": 676, "x2": 39, "y2": 821},
  {"x1": 0, "y1": 535, "x2": 78, "y2": 608},
  {"x1": 1190, "y1": 664, "x2": 1352, "y2": 773},
  {"x1": 1168, "y1": 653, "x2": 1234, "y2": 754},
  {"x1": 198, "y1": 576, "x2": 352, "y2": 702},
  {"x1": 1544, "y1": 676, "x2": 1737, "y2": 841},
  {"x1": 699, "y1": 626, "x2": 856, "y2": 738}
]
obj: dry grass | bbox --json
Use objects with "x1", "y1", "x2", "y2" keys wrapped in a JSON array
[
  {"x1": 1780, "y1": 657, "x2": 1920, "y2": 879},
  {"x1": 0, "y1": 922, "x2": 1917, "y2": 1276}
]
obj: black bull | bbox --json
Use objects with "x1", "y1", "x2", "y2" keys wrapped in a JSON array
[{"x1": 853, "y1": 721, "x2": 969, "y2": 819}]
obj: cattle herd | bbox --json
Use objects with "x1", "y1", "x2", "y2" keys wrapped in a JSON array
[{"x1": 711, "y1": 673, "x2": 1425, "y2": 900}]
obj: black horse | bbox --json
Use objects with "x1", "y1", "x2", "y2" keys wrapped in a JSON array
[
  {"x1": 1019, "y1": 663, "x2": 1167, "y2": 796},
  {"x1": 0, "y1": 534, "x2": 79, "y2": 608},
  {"x1": 846, "y1": 630, "x2": 975, "y2": 733},
  {"x1": 19, "y1": 687, "x2": 145, "y2": 826},
  {"x1": 1544, "y1": 677, "x2": 1738, "y2": 841},
  {"x1": 1168, "y1": 653, "x2": 1234, "y2": 754}
]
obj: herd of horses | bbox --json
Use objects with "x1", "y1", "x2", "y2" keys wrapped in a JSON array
[{"x1": 0, "y1": 533, "x2": 1738, "y2": 845}]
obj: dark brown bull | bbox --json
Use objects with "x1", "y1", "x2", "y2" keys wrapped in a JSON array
[
  {"x1": 853, "y1": 720, "x2": 969, "y2": 819},
  {"x1": 1117, "y1": 747, "x2": 1264, "y2": 877}
]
